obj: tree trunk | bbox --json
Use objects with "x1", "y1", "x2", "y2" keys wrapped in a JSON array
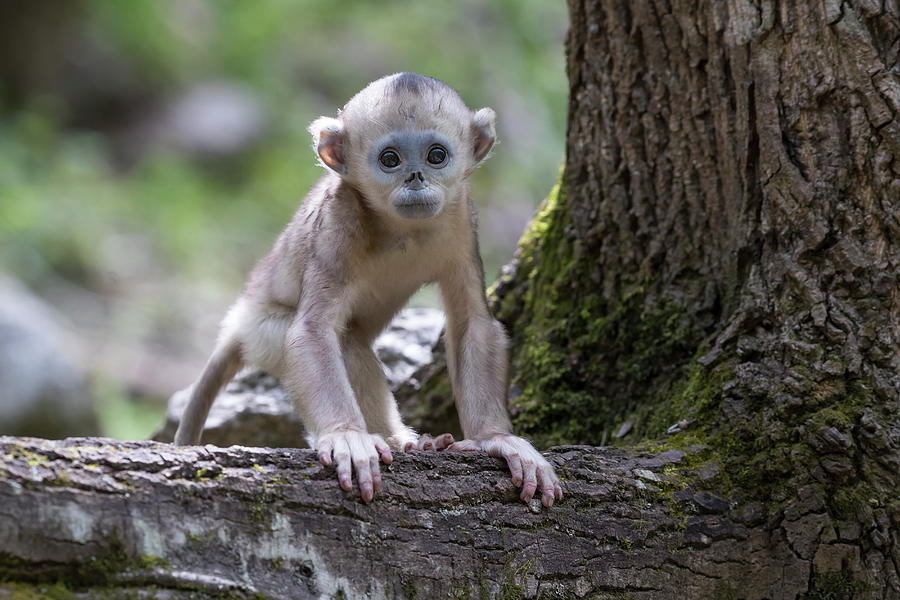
[{"x1": 488, "y1": 0, "x2": 900, "y2": 596}]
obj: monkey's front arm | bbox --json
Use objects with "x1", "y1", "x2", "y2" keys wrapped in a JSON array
[
  {"x1": 282, "y1": 312, "x2": 453, "y2": 501},
  {"x1": 440, "y1": 270, "x2": 564, "y2": 507},
  {"x1": 281, "y1": 316, "x2": 394, "y2": 502}
]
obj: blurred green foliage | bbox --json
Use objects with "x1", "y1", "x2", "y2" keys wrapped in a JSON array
[
  {"x1": 0, "y1": 113, "x2": 315, "y2": 285},
  {"x1": 2, "y1": 0, "x2": 567, "y2": 286}
]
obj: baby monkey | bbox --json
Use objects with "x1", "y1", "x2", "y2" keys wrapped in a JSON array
[{"x1": 175, "y1": 72, "x2": 562, "y2": 506}]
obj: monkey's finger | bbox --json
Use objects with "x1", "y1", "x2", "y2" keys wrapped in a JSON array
[
  {"x1": 373, "y1": 436, "x2": 393, "y2": 464},
  {"x1": 538, "y1": 465, "x2": 557, "y2": 507},
  {"x1": 542, "y1": 464, "x2": 564, "y2": 500},
  {"x1": 541, "y1": 489, "x2": 555, "y2": 507},
  {"x1": 520, "y1": 460, "x2": 538, "y2": 502},
  {"x1": 349, "y1": 438, "x2": 374, "y2": 502},
  {"x1": 333, "y1": 437, "x2": 353, "y2": 493},
  {"x1": 370, "y1": 454, "x2": 383, "y2": 495},
  {"x1": 416, "y1": 434, "x2": 434, "y2": 451},
  {"x1": 504, "y1": 452, "x2": 523, "y2": 487},
  {"x1": 434, "y1": 433, "x2": 454, "y2": 450},
  {"x1": 318, "y1": 437, "x2": 335, "y2": 466}
]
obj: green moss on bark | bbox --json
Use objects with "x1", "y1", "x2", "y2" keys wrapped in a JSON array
[
  {"x1": 0, "y1": 538, "x2": 171, "y2": 597},
  {"x1": 809, "y1": 568, "x2": 875, "y2": 599},
  {"x1": 492, "y1": 177, "x2": 704, "y2": 447},
  {"x1": 491, "y1": 172, "x2": 893, "y2": 536}
]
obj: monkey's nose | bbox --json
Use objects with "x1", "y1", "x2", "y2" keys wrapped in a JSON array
[{"x1": 404, "y1": 171, "x2": 425, "y2": 189}]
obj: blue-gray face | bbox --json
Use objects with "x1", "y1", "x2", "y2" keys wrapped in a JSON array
[{"x1": 370, "y1": 130, "x2": 457, "y2": 219}]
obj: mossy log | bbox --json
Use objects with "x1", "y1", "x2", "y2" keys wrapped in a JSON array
[{"x1": 0, "y1": 435, "x2": 854, "y2": 599}]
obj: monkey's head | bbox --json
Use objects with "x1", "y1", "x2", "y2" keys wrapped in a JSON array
[{"x1": 309, "y1": 73, "x2": 495, "y2": 221}]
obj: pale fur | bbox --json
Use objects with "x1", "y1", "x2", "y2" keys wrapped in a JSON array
[{"x1": 174, "y1": 73, "x2": 562, "y2": 506}]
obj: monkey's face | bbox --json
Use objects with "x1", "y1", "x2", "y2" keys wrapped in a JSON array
[
  {"x1": 362, "y1": 129, "x2": 461, "y2": 220},
  {"x1": 309, "y1": 73, "x2": 496, "y2": 222}
]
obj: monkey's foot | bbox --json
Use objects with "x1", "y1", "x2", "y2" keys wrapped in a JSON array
[
  {"x1": 449, "y1": 434, "x2": 564, "y2": 507},
  {"x1": 402, "y1": 433, "x2": 454, "y2": 452},
  {"x1": 316, "y1": 429, "x2": 392, "y2": 503}
]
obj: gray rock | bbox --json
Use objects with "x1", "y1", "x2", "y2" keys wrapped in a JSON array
[
  {"x1": 153, "y1": 308, "x2": 445, "y2": 447},
  {"x1": 0, "y1": 275, "x2": 98, "y2": 437},
  {"x1": 157, "y1": 369, "x2": 305, "y2": 448},
  {"x1": 161, "y1": 81, "x2": 266, "y2": 158},
  {"x1": 374, "y1": 308, "x2": 446, "y2": 389},
  {"x1": 120, "y1": 80, "x2": 267, "y2": 165}
]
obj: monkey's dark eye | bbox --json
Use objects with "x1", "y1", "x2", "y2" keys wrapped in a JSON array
[
  {"x1": 426, "y1": 145, "x2": 448, "y2": 165},
  {"x1": 379, "y1": 149, "x2": 400, "y2": 168}
]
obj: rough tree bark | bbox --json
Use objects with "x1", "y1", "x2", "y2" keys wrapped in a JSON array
[
  {"x1": 2, "y1": 1, "x2": 898, "y2": 598},
  {"x1": 485, "y1": 0, "x2": 899, "y2": 597}
]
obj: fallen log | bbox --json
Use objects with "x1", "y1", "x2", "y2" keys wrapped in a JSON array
[{"x1": 1, "y1": 437, "x2": 814, "y2": 599}]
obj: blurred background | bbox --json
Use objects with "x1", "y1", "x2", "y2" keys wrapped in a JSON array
[{"x1": 0, "y1": 0, "x2": 568, "y2": 441}]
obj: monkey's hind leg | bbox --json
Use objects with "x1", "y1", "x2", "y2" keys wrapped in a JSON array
[{"x1": 174, "y1": 339, "x2": 243, "y2": 445}]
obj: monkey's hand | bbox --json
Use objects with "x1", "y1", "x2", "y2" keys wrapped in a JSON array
[
  {"x1": 450, "y1": 434, "x2": 563, "y2": 507},
  {"x1": 316, "y1": 429, "x2": 392, "y2": 503}
]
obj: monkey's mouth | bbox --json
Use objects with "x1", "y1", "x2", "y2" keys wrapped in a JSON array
[{"x1": 392, "y1": 187, "x2": 443, "y2": 219}]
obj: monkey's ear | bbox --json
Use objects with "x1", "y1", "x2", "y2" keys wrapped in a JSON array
[
  {"x1": 308, "y1": 116, "x2": 345, "y2": 173},
  {"x1": 472, "y1": 107, "x2": 496, "y2": 162}
]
